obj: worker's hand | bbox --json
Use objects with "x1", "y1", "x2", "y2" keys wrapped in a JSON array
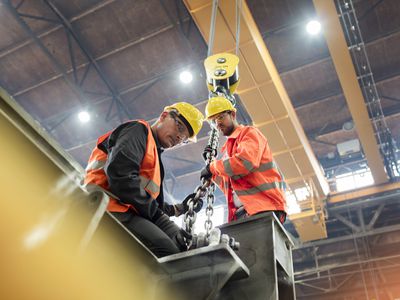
[
  {"x1": 200, "y1": 164, "x2": 212, "y2": 181},
  {"x1": 202, "y1": 145, "x2": 217, "y2": 162},
  {"x1": 151, "y1": 208, "x2": 164, "y2": 222},
  {"x1": 174, "y1": 228, "x2": 192, "y2": 251},
  {"x1": 183, "y1": 193, "x2": 204, "y2": 213},
  {"x1": 153, "y1": 213, "x2": 191, "y2": 251},
  {"x1": 174, "y1": 193, "x2": 203, "y2": 216}
]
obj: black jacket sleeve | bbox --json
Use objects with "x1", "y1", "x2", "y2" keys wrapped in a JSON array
[
  {"x1": 162, "y1": 203, "x2": 177, "y2": 217},
  {"x1": 103, "y1": 122, "x2": 162, "y2": 220}
]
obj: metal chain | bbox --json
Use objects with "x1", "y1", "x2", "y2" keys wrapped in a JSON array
[
  {"x1": 183, "y1": 0, "x2": 242, "y2": 248},
  {"x1": 184, "y1": 180, "x2": 208, "y2": 235},
  {"x1": 183, "y1": 127, "x2": 219, "y2": 248},
  {"x1": 203, "y1": 127, "x2": 219, "y2": 237},
  {"x1": 204, "y1": 180, "x2": 216, "y2": 236}
]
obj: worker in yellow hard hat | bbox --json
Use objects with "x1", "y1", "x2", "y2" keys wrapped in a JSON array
[
  {"x1": 201, "y1": 97, "x2": 288, "y2": 224},
  {"x1": 83, "y1": 102, "x2": 204, "y2": 257}
]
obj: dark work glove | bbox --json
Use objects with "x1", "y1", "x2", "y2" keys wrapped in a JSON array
[
  {"x1": 174, "y1": 228, "x2": 192, "y2": 251},
  {"x1": 173, "y1": 193, "x2": 204, "y2": 216},
  {"x1": 182, "y1": 193, "x2": 204, "y2": 213},
  {"x1": 202, "y1": 145, "x2": 217, "y2": 162},
  {"x1": 200, "y1": 164, "x2": 212, "y2": 181},
  {"x1": 153, "y1": 213, "x2": 191, "y2": 251}
]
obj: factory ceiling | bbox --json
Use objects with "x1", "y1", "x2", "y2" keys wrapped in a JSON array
[{"x1": 1, "y1": 0, "x2": 399, "y2": 298}]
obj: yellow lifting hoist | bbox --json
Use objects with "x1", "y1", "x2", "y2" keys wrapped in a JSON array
[{"x1": 183, "y1": 0, "x2": 242, "y2": 250}]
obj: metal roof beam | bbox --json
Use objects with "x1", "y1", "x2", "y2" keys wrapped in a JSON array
[
  {"x1": 313, "y1": 0, "x2": 388, "y2": 184},
  {"x1": 3, "y1": 0, "x2": 89, "y2": 109},
  {"x1": 42, "y1": 0, "x2": 132, "y2": 121}
]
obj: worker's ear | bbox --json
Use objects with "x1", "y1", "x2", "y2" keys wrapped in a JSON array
[
  {"x1": 159, "y1": 111, "x2": 169, "y2": 121},
  {"x1": 230, "y1": 110, "x2": 236, "y2": 119}
]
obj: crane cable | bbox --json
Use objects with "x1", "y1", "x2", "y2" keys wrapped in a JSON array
[{"x1": 207, "y1": 0, "x2": 242, "y2": 57}]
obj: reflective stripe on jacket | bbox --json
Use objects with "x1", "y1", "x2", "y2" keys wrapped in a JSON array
[
  {"x1": 210, "y1": 125, "x2": 287, "y2": 221},
  {"x1": 83, "y1": 120, "x2": 160, "y2": 213}
]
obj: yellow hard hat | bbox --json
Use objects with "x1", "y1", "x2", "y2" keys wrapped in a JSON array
[
  {"x1": 164, "y1": 102, "x2": 204, "y2": 142},
  {"x1": 205, "y1": 97, "x2": 236, "y2": 119}
]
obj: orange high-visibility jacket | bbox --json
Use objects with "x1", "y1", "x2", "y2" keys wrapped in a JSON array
[
  {"x1": 83, "y1": 120, "x2": 161, "y2": 213},
  {"x1": 210, "y1": 125, "x2": 287, "y2": 221}
]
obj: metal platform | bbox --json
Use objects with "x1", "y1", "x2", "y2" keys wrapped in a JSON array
[
  {"x1": 91, "y1": 212, "x2": 250, "y2": 300},
  {"x1": 93, "y1": 211, "x2": 295, "y2": 300},
  {"x1": 217, "y1": 212, "x2": 296, "y2": 300},
  {"x1": 158, "y1": 243, "x2": 249, "y2": 299}
]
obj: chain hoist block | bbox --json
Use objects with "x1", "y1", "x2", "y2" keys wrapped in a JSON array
[{"x1": 204, "y1": 53, "x2": 240, "y2": 95}]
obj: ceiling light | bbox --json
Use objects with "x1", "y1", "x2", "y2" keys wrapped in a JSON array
[
  {"x1": 342, "y1": 120, "x2": 354, "y2": 131},
  {"x1": 306, "y1": 20, "x2": 321, "y2": 35},
  {"x1": 78, "y1": 111, "x2": 90, "y2": 123},
  {"x1": 179, "y1": 70, "x2": 193, "y2": 84}
]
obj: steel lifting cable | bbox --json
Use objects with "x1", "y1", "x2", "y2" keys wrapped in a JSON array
[
  {"x1": 183, "y1": 0, "x2": 242, "y2": 249},
  {"x1": 235, "y1": 0, "x2": 242, "y2": 56},
  {"x1": 207, "y1": 0, "x2": 219, "y2": 57},
  {"x1": 207, "y1": 0, "x2": 242, "y2": 56}
]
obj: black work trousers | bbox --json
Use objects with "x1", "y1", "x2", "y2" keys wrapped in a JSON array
[{"x1": 112, "y1": 211, "x2": 180, "y2": 258}]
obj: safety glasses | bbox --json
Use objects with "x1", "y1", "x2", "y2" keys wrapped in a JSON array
[
  {"x1": 209, "y1": 111, "x2": 230, "y2": 127},
  {"x1": 170, "y1": 112, "x2": 190, "y2": 144}
]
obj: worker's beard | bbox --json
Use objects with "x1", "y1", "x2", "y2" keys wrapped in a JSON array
[{"x1": 221, "y1": 123, "x2": 235, "y2": 136}]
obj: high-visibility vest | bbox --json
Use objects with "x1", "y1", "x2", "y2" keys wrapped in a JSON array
[
  {"x1": 210, "y1": 125, "x2": 287, "y2": 221},
  {"x1": 83, "y1": 120, "x2": 161, "y2": 213}
]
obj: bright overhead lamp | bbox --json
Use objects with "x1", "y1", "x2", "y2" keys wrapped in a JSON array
[
  {"x1": 306, "y1": 20, "x2": 322, "y2": 35},
  {"x1": 179, "y1": 70, "x2": 193, "y2": 84},
  {"x1": 78, "y1": 110, "x2": 90, "y2": 123},
  {"x1": 342, "y1": 120, "x2": 354, "y2": 131}
]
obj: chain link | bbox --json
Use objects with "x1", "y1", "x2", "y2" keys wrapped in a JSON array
[
  {"x1": 204, "y1": 182, "x2": 216, "y2": 236},
  {"x1": 183, "y1": 128, "x2": 219, "y2": 247}
]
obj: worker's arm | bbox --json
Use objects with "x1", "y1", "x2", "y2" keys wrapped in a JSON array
[
  {"x1": 104, "y1": 122, "x2": 162, "y2": 221},
  {"x1": 210, "y1": 127, "x2": 267, "y2": 179},
  {"x1": 162, "y1": 193, "x2": 203, "y2": 217},
  {"x1": 162, "y1": 203, "x2": 176, "y2": 216}
]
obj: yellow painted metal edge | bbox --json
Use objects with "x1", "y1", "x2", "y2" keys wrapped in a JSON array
[
  {"x1": 0, "y1": 86, "x2": 84, "y2": 176},
  {"x1": 329, "y1": 181, "x2": 400, "y2": 203},
  {"x1": 313, "y1": 0, "x2": 388, "y2": 184}
]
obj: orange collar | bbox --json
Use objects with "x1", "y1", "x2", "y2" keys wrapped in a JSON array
[
  {"x1": 221, "y1": 125, "x2": 245, "y2": 152},
  {"x1": 228, "y1": 124, "x2": 244, "y2": 139}
]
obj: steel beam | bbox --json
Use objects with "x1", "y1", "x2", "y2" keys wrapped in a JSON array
[
  {"x1": 357, "y1": 209, "x2": 365, "y2": 232},
  {"x1": 367, "y1": 203, "x2": 385, "y2": 230},
  {"x1": 329, "y1": 181, "x2": 400, "y2": 203},
  {"x1": 313, "y1": 0, "x2": 388, "y2": 184},
  {"x1": 297, "y1": 223, "x2": 400, "y2": 249},
  {"x1": 333, "y1": 213, "x2": 361, "y2": 232},
  {"x1": 297, "y1": 281, "x2": 400, "y2": 299},
  {"x1": 296, "y1": 265, "x2": 396, "y2": 283},
  {"x1": 294, "y1": 253, "x2": 400, "y2": 276}
]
